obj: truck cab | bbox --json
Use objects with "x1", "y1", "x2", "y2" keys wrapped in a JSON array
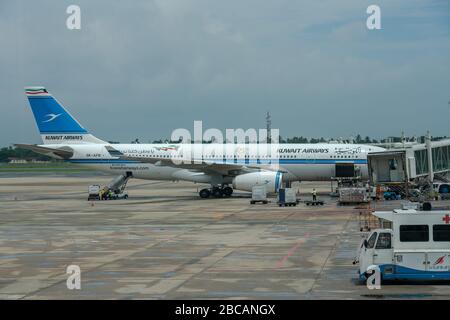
[
  {"x1": 358, "y1": 229, "x2": 394, "y2": 279},
  {"x1": 357, "y1": 207, "x2": 450, "y2": 282}
]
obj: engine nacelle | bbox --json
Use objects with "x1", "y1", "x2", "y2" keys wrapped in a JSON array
[{"x1": 232, "y1": 171, "x2": 282, "y2": 193}]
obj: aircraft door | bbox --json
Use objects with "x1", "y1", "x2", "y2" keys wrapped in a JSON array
[{"x1": 335, "y1": 163, "x2": 355, "y2": 178}]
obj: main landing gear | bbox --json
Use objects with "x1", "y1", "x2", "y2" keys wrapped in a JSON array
[{"x1": 199, "y1": 185, "x2": 233, "y2": 198}]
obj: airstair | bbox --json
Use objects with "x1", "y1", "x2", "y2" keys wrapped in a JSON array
[{"x1": 107, "y1": 172, "x2": 132, "y2": 194}]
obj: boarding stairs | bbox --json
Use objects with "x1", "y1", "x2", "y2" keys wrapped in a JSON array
[{"x1": 107, "y1": 172, "x2": 132, "y2": 194}]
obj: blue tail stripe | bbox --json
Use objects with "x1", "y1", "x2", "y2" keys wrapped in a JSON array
[{"x1": 28, "y1": 96, "x2": 87, "y2": 134}]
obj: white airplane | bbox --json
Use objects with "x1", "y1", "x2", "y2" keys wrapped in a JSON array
[{"x1": 17, "y1": 87, "x2": 385, "y2": 198}]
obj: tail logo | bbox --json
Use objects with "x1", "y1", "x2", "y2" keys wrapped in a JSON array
[{"x1": 42, "y1": 113, "x2": 62, "y2": 123}]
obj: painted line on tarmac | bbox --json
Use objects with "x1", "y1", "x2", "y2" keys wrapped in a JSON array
[{"x1": 275, "y1": 233, "x2": 310, "y2": 268}]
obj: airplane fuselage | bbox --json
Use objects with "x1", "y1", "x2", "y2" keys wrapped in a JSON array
[{"x1": 43, "y1": 143, "x2": 384, "y2": 184}]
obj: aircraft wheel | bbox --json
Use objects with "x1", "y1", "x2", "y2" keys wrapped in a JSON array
[
  {"x1": 223, "y1": 186, "x2": 233, "y2": 197},
  {"x1": 212, "y1": 188, "x2": 223, "y2": 198},
  {"x1": 199, "y1": 188, "x2": 211, "y2": 199}
]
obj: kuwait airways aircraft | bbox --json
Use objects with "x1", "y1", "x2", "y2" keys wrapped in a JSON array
[{"x1": 17, "y1": 87, "x2": 385, "y2": 198}]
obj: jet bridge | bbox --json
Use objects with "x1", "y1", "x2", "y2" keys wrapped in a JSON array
[{"x1": 368, "y1": 138, "x2": 450, "y2": 184}]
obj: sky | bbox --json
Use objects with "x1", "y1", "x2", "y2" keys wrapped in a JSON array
[{"x1": 0, "y1": 0, "x2": 449, "y2": 145}]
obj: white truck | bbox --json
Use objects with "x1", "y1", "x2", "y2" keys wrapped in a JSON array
[
  {"x1": 88, "y1": 184, "x2": 101, "y2": 201},
  {"x1": 356, "y1": 206, "x2": 450, "y2": 282}
]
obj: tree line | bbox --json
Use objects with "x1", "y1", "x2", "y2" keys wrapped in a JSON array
[
  {"x1": 0, "y1": 146, "x2": 51, "y2": 162},
  {"x1": 148, "y1": 135, "x2": 447, "y2": 144}
]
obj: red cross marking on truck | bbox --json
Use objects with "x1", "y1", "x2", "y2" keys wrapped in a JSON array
[{"x1": 443, "y1": 214, "x2": 450, "y2": 224}]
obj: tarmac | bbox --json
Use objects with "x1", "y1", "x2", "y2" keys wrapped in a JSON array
[{"x1": 1, "y1": 173, "x2": 450, "y2": 299}]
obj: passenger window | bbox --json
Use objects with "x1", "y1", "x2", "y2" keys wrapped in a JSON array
[
  {"x1": 376, "y1": 233, "x2": 392, "y2": 249},
  {"x1": 367, "y1": 232, "x2": 377, "y2": 249},
  {"x1": 433, "y1": 225, "x2": 450, "y2": 242},
  {"x1": 400, "y1": 225, "x2": 429, "y2": 242}
]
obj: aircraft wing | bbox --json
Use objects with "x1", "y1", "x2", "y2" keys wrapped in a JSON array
[{"x1": 14, "y1": 144, "x2": 74, "y2": 159}]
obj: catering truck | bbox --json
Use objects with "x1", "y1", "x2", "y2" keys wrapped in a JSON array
[{"x1": 356, "y1": 206, "x2": 450, "y2": 281}]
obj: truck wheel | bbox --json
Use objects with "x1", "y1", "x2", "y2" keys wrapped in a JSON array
[
  {"x1": 358, "y1": 275, "x2": 368, "y2": 285},
  {"x1": 363, "y1": 271, "x2": 384, "y2": 285}
]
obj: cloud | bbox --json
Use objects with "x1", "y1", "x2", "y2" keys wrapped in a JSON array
[{"x1": 0, "y1": 0, "x2": 449, "y2": 145}]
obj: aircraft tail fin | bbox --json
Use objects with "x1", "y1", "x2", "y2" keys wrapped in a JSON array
[{"x1": 25, "y1": 87, "x2": 106, "y2": 144}]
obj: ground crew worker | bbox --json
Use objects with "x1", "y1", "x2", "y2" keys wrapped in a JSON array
[
  {"x1": 312, "y1": 188, "x2": 317, "y2": 202},
  {"x1": 101, "y1": 188, "x2": 108, "y2": 200}
]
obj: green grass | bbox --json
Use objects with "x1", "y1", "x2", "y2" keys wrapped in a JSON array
[{"x1": 0, "y1": 162, "x2": 93, "y2": 172}]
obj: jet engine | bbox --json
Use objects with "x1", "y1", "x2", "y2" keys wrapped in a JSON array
[{"x1": 232, "y1": 171, "x2": 282, "y2": 193}]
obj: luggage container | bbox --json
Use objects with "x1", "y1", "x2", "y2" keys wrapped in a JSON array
[
  {"x1": 250, "y1": 185, "x2": 268, "y2": 204},
  {"x1": 277, "y1": 188, "x2": 297, "y2": 207},
  {"x1": 339, "y1": 187, "x2": 369, "y2": 204}
]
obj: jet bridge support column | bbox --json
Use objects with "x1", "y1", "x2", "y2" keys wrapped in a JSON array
[{"x1": 426, "y1": 131, "x2": 434, "y2": 183}]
